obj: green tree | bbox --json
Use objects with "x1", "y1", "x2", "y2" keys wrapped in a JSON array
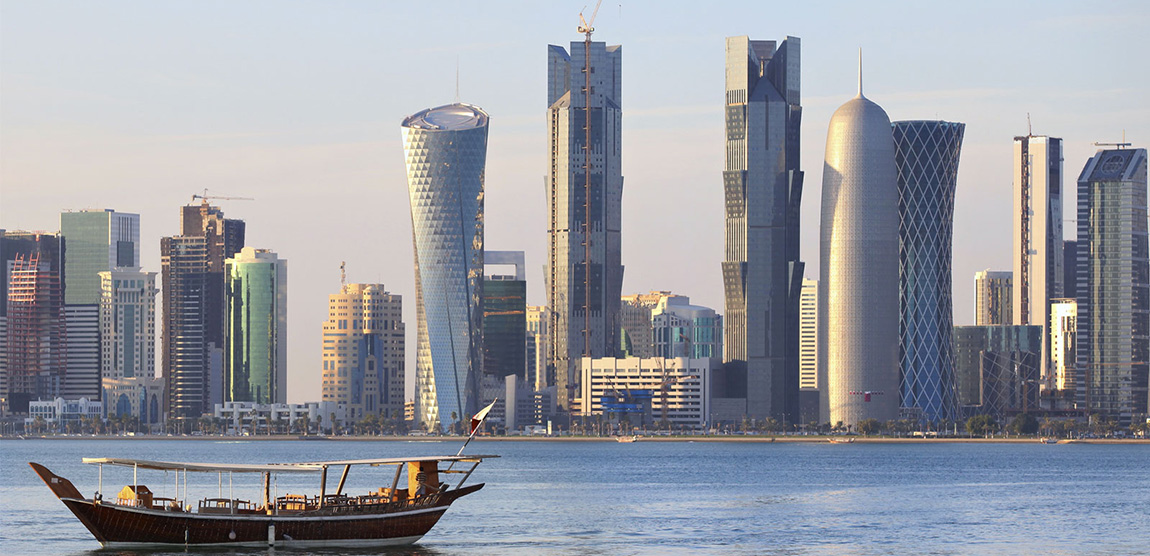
[
  {"x1": 856, "y1": 418, "x2": 880, "y2": 436},
  {"x1": 1008, "y1": 413, "x2": 1040, "y2": 435},
  {"x1": 966, "y1": 414, "x2": 997, "y2": 437}
]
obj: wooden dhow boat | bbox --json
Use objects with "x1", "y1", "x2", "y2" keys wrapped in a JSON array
[{"x1": 30, "y1": 454, "x2": 497, "y2": 548}]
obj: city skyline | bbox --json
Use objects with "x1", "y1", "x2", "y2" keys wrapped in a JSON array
[{"x1": 3, "y1": 2, "x2": 1148, "y2": 402}]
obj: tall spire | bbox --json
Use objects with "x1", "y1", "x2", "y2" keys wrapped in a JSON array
[{"x1": 857, "y1": 47, "x2": 863, "y2": 98}]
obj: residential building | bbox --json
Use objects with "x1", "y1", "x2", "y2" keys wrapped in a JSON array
[
  {"x1": 546, "y1": 38, "x2": 624, "y2": 411},
  {"x1": 893, "y1": 120, "x2": 965, "y2": 423},
  {"x1": 1075, "y1": 147, "x2": 1148, "y2": 422},
  {"x1": 161, "y1": 202, "x2": 245, "y2": 422},
  {"x1": 953, "y1": 325, "x2": 1042, "y2": 420},
  {"x1": 320, "y1": 283, "x2": 405, "y2": 423},
  {"x1": 799, "y1": 278, "x2": 818, "y2": 390},
  {"x1": 403, "y1": 102, "x2": 487, "y2": 432},
  {"x1": 974, "y1": 270, "x2": 1012, "y2": 325},
  {"x1": 579, "y1": 356, "x2": 713, "y2": 427},
  {"x1": 1012, "y1": 134, "x2": 1063, "y2": 386},
  {"x1": 819, "y1": 60, "x2": 900, "y2": 427},
  {"x1": 723, "y1": 35, "x2": 804, "y2": 424},
  {"x1": 225, "y1": 248, "x2": 287, "y2": 405}
]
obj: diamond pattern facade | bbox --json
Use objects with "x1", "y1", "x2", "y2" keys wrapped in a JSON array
[
  {"x1": 402, "y1": 103, "x2": 488, "y2": 432},
  {"x1": 893, "y1": 120, "x2": 965, "y2": 423}
]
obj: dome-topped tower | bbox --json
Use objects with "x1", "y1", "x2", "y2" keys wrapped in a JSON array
[{"x1": 818, "y1": 54, "x2": 901, "y2": 427}]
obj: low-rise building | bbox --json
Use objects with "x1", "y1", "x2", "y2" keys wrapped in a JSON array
[
  {"x1": 579, "y1": 356, "x2": 714, "y2": 427},
  {"x1": 26, "y1": 397, "x2": 103, "y2": 429},
  {"x1": 213, "y1": 401, "x2": 346, "y2": 434}
]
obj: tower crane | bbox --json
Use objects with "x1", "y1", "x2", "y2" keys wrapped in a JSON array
[{"x1": 191, "y1": 188, "x2": 254, "y2": 205}]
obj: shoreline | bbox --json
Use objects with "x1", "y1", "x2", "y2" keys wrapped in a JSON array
[{"x1": 4, "y1": 434, "x2": 1148, "y2": 445}]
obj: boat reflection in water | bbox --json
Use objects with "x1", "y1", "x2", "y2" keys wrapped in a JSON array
[{"x1": 29, "y1": 453, "x2": 496, "y2": 549}]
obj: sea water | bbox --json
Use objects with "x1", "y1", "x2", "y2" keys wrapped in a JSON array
[{"x1": 2, "y1": 438, "x2": 1148, "y2": 555}]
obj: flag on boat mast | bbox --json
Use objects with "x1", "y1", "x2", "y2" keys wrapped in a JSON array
[{"x1": 457, "y1": 398, "x2": 497, "y2": 456}]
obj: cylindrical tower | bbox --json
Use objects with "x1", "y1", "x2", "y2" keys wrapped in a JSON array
[
  {"x1": 893, "y1": 120, "x2": 965, "y2": 424},
  {"x1": 402, "y1": 103, "x2": 489, "y2": 433},
  {"x1": 818, "y1": 77, "x2": 900, "y2": 427}
]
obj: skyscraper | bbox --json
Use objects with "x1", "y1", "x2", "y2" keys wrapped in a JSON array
[
  {"x1": 225, "y1": 247, "x2": 287, "y2": 405},
  {"x1": 1063, "y1": 241, "x2": 1078, "y2": 300},
  {"x1": 161, "y1": 202, "x2": 245, "y2": 423},
  {"x1": 1049, "y1": 298, "x2": 1077, "y2": 396},
  {"x1": 5, "y1": 253, "x2": 65, "y2": 412},
  {"x1": 1, "y1": 231, "x2": 62, "y2": 410},
  {"x1": 546, "y1": 39, "x2": 624, "y2": 411},
  {"x1": 483, "y1": 251, "x2": 527, "y2": 380},
  {"x1": 321, "y1": 283, "x2": 405, "y2": 422},
  {"x1": 402, "y1": 103, "x2": 488, "y2": 432},
  {"x1": 1013, "y1": 134, "x2": 1063, "y2": 385},
  {"x1": 723, "y1": 35, "x2": 804, "y2": 424},
  {"x1": 1075, "y1": 147, "x2": 1148, "y2": 422},
  {"x1": 799, "y1": 278, "x2": 818, "y2": 391},
  {"x1": 98, "y1": 268, "x2": 156, "y2": 382},
  {"x1": 974, "y1": 270, "x2": 1013, "y2": 325},
  {"x1": 893, "y1": 120, "x2": 964, "y2": 423},
  {"x1": 819, "y1": 59, "x2": 900, "y2": 427}
]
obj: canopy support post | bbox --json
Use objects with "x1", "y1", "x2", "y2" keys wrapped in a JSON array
[
  {"x1": 335, "y1": 464, "x2": 350, "y2": 496},
  {"x1": 319, "y1": 465, "x2": 328, "y2": 508},
  {"x1": 389, "y1": 464, "x2": 403, "y2": 501}
]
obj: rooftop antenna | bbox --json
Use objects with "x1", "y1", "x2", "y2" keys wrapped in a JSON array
[
  {"x1": 1027, "y1": 113, "x2": 1033, "y2": 136},
  {"x1": 340, "y1": 261, "x2": 347, "y2": 293},
  {"x1": 455, "y1": 56, "x2": 460, "y2": 103},
  {"x1": 857, "y1": 47, "x2": 863, "y2": 97}
]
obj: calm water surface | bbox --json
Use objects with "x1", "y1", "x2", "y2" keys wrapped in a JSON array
[{"x1": 1, "y1": 439, "x2": 1147, "y2": 555}]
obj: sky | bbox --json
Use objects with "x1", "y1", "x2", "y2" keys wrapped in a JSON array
[{"x1": 2, "y1": 1, "x2": 1148, "y2": 403}]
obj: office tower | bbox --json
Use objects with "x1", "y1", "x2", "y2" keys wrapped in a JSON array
[
  {"x1": 893, "y1": 120, "x2": 964, "y2": 423},
  {"x1": 526, "y1": 306, "x2": 551, "y2": 390},
  {"x1": 161, "y1": 202, "x2": 245, "y2": 422},
  {"x1": 723, "y1": 35, "x2": 804, "y2": 424},
  {"x1": 1, "y1": 231, "x2": 62, "y2": 407},
  {"x1": 799, "y1": 278, "x2": 818, "y2": 391},
  {"x1": 225, "y1": 248, "x2": 287, "y2": 405},
  {"x1": 819, "y1": 59, "x2": 900, "y2": 427},
  {"x1": 651, "y1": 296, "x2": 723, "y2": 360},
  {"x1": 1076, "y1": 147, "x2": 1148, "y2": 422},
  {"x1": 1063, "y1": 241, "x2": 1078, "y2": 300},
  {"x1": 1013, "y1": 134, "x2": 1063, "y2": 387},
  {"x1": 98, "y1": 268, "x2": 157, "y2": 381},
  {"x1": 402, "y1": 103, "x2": 488, "y2": 432},
  {"x1": 60, "y1": 210, "x2": 141, "y2": 400},
  {"x1": 953, "y1": 325, "x2": 1042, "y2": 420},
  {"x1": 1050, "y1": 298, "x2": 1077, "y2": 396},
  {"x1": 546, "y1": 38, "x2": 624, "y2": 411},
  {"x1": 61, "y1": 210, "x2": 140, "y2": 304},
  {"x1": 974, "y1": 270, "x2": 1013, "y2": 325},
  {"x1": 483, "y1": 251, "x2": 527, "y2": 380},
  {"x1": 6, "y1": 254, "x2": 65, "y2": 411},
  {"x1": 620, "y1": 291, "x2": 679, "y2": 359},
  {"x1": 321, "y1": 283, "x2": 405, "y2": 422}
]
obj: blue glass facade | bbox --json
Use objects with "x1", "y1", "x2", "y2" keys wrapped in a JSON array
[
  {"x1": 893, "y1": 120, "x2": 965, "y2": 423},
  {"x1": 403, "y1": 103, "x2": 488, "y2": 432}
]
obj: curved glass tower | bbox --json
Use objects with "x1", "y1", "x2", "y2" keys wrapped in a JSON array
[
  {"x1": 893, "y1": 120, "x2": 964, "y2": 423},
  {"x1": 402, "y1": 103, "x2": 488, "y2": 432},
  {"x1": 819, "y1": 65, "x2": 900, "y2": 427},
  {"x1": 225, "y1": 247, "x2": 288, "y2": 405}
]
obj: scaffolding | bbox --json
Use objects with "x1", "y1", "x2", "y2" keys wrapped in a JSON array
[{"x1": 5, "y1": 253, "x2": 66, "y2": 402}]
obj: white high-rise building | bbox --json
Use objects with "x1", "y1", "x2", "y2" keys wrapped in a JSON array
[
  {"x1": 1049, "y1": 298, "x2": 1077, "y2": 394},
  {"x1": 98, "y1": 269, "x2": 157, "y2": 381},
  {"x1": 975, "y1": 270, "x2": 1013, "y2": 325},
  {"x1": 799, "y1": 278, "x2": 818, "y2": 390},
  {"x1": 1012, "y1": 135, "x2": 1063, "y2": 383}
]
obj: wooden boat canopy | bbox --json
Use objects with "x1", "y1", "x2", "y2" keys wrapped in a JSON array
[{"x1": 81, "y1": 455, "x2": 499, "y2": 474}]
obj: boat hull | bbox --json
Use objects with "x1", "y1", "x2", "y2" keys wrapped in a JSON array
[{"x1": 31, "y1": 462, "x2": 481, "y2": 548}]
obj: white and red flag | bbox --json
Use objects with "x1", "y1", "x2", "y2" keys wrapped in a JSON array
[{"x1": 457, "y1": 398, "x2": 497, "y2": 456}]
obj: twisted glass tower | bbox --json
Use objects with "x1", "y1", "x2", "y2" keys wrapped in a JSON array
[
  {"x1": 893, "y1": 120, "x2": 964, "y2": 423},
  {"x1": 402, "y1": 103, "x2": 488, "y2": 432}
]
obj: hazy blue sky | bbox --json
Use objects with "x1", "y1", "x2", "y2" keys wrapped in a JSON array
[{"x1": 3, "y1": 1, "x2": 1147, "y2": 402}]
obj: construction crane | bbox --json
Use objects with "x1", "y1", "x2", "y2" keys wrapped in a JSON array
[
  {"x1": 191, "y1": 188, "x2": 254, "y2": 205},
  {"x1": 653, "y1": 356, "x2": 697, "y2": 429},
  {"x1": 577, "y1": 0, "x2": 603, "y2": 361}
]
